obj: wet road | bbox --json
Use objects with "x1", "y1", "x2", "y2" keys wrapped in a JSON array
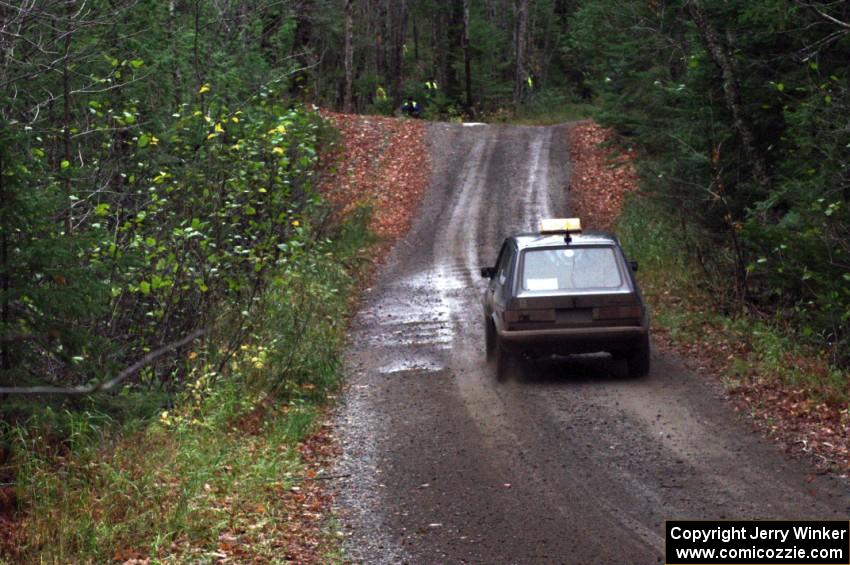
[{"x1": 333, "y1": 123, "x2": 849, "y2": 564}]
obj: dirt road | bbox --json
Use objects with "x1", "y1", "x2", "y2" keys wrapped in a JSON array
[{"x1": 333, "y1": 123, "x2": 849, "y2": 564}]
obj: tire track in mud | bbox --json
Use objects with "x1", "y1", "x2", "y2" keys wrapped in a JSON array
[{"x1": 333, "y1": 122, "x2": 849, "y2": 564}]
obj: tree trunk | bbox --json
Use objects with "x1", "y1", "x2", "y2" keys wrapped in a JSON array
[
  {"x1": 375, "y1": 0, "x2": 387, "y2": 80},
  {"x1": 168, "y1": 0, "x2": 183, "y2": 107},
  {"x1": 390, "y1": 0, "x2": 407, "y2": 106},
  {"x1": 462, "y1": 0, "x2": 473, "y2": 115},
  {"x1": 686, "y1": 0, "x2": 772, "y2": 193},
  {"x1": 446, "y1": 0, "x2": 464, "y2": 101},
  {"x1": 62, "y1": 18, "x2": 73, "y2": 235},
  {"x1": 412, "y1": 6, "x2": 419, "y2": 62},
  {"x1": 0, "y1": 151, "x2": 9, "y2": 371},
  {"x1": 344, "y1": 0, "x2": 354, "y2": 112},
  {"x1": 432, "y1": 1, "x2": 448, "y2": 89},
  {"x1": 193, "y1": 0, "x2": 203, "y2": 84},
  {"x1": 260, "y1": 1, "x2": 284, "y2": 66},
  {"x1": 484, "y1": 0, "x2": 498, "y2": 26},
  {"x1": 290, "y1": 0, "x2": 315, "y2": 97},
  {"x1": 513, "y1": 0, "x2": 529, "y2": 112},
  {"x1": 555, "y1": 0, "x2": 570, "y2": 34}
]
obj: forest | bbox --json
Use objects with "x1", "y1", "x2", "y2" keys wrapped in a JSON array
[
  {"x1": 1, "y1": 0, "x2": 849, "y2": 560},
  {"x1": 4, "y1": 0, "x2": 849, "y2": 394}
]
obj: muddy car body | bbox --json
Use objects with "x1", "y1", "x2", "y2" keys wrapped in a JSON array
[{"x1": 481, "y1": 221, "x2": 650, "y2": 378}]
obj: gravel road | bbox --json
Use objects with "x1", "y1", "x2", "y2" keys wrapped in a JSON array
[{"x1": 333, "y1": 122, "x2": 849, "y2": 564}]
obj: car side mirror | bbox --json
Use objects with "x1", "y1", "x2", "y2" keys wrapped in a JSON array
[
  {"x1": 629, "y1": 260, "x2": 639, "y2": 273},
  {"x1": 480, "y1": 267, "x2": 496, "y2": 279}
]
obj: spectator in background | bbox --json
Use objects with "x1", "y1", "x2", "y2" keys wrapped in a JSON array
[{"x1": 400, "y1": 98, "x2": 422, "y2": 119}]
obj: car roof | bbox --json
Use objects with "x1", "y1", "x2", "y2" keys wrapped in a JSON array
[{"x1": 508, "y1": 231, "x2": 620, "y2": 250}]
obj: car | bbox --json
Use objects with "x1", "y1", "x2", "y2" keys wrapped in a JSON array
[{"x1": 480, "y1": 218, "x2": 650, "y2": 379}]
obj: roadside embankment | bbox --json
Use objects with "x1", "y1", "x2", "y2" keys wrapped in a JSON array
[
  {"x1": 320, "y1": 112, "x2": 430, "y2": 248},
  {"x1": 569, "y1": 121, "x2": 850, "y2": 476}
]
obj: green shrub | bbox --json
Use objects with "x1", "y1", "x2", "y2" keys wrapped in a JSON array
[{"x1": 4, "y1": 208, "x2": 372, "y2": 562}]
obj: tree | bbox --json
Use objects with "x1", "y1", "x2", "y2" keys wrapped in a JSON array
[
  {"x1": 685, "y1": 0, "x2": 772, "y2": 194},
  {"x1": 389, "y1": 0, "x2": 408, "y2": 105},
  {"x1": 344, "y1": 0, "x2": 354, "y2": 112},
  {"x1": 569, "y1": 0, "x2": 850, "y2": 362},
  {"x1": 462, "y1": 0, "x2": 473, "y2": 115},
  {"x1": 513, "y1": 0, "x2": 529, "y2": 112}
]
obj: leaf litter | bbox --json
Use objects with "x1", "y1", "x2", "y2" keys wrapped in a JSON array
[
  {"x1": 569, "y1": 120, "x2": 849, "y2": 476},
  {"x1": 217, "y1": 111, "x2": 431, "y2": 562}
]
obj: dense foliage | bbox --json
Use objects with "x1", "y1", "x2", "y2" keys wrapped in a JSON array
[
  {"x1": 568, "y1": 0, "x2": 850, "y2": 364},
  {"x1": 276, "y1": 0, "x2": 585, "y2": 117},
  {"x1": 0, "y1": 0, "x2": 335, "y2": 390},
  {"x1": 2, "y1": 0, "x2": 850, "y2": 559},
  {"x1": 0, "y1": 0, "x2": 590, "y2": 390},
  {"x1": 5, "y1": 221, "x2": 368, "y2": 561},
  {"x1": 3, "y1": 0, "x2": 849, "y2": 381}
]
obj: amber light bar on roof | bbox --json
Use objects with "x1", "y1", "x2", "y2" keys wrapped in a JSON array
[{"x1": 539, "y1": 218, "x2": 582, "y2": 234}]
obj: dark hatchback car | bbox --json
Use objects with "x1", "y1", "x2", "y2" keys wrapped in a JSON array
[{"x1": 481, "y1": 219, "x2": 650, "y2": 378}]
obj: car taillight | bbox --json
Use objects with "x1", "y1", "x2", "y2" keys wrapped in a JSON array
[
  {"x1": 505, "y1": 309, "x2": 556, "y2": 323},
  {"x1": 592, "y1": 306, "x2": 642, "y2": 320}
]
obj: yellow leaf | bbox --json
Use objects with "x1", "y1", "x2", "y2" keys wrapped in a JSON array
[
  {"x1": 214, "y1": 122, "x2": 224, "y2": 133},
  {"x1": 291, "y1": 220, "x2": 300, "y2": 227},
  {"x1": 231, "y1": 116, "x2": 240, "y2": 123},
  {"x1": 207, "y1": 132, "x2": 217, "y2": 139},
  {"x1": 272, "y1": 147, "x2": 284, "y2": 155},
  {"x1": 198, "y1": 83, "x2": 210, "y2": 94}
]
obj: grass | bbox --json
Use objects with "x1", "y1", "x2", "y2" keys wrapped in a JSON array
[
  {"x1": 616, "y1": 192, "x2": 849, "y2": 404},
  {"x1": 373, "y1": 90, "x2": 597, "y2": 125},
  {"x1": 505, "y1": 102, "x2": 597, "y2": 125},
  {"x1": 1, "y1": 209, "x2": 374, "y2": 563},
  {"x1": 11, "y1": 401, "x2": 310, "y2": 561},
  {"x1": 483, "y1": 91, "x2": 597, "y2": 125}
]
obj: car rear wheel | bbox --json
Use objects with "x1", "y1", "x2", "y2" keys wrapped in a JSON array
[
  {"x1": 627, "y1": 335, "x2": 650, "y2": 378},
  {"x1": 485, "y1": 318, "x2": 496, "y2": 362},
  {"x1": 495, "y1": 337, "x2": 520, "y2": 381}
]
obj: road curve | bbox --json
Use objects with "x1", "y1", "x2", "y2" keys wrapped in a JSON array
[{"x1": 333, "y1": 122, "x2": 849, "y2": 564}]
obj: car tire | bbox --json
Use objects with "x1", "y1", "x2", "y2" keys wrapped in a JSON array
[
  {"x1": 495, "y1": 337, "x2": 520, "y2": 381},
  {"x1": 485, "y1": 318, "x2": 496, "y2": 362},
  {"x1": 627, "y1": 335, "x2": 651, "y2": 378}
]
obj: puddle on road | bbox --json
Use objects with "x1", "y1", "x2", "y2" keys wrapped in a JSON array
[
  {"x1": 378, "y1": 355, "x2": 444, "y2": 374},
  {"x1": 359, "y1": 267, "x2": 476, "y2": 351},
  {"x1": 367, "y1": 320, "x2": 453, "y2": 348}
]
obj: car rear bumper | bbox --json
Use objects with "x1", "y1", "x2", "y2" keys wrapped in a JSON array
[{"x1": 497, "y1": 325, "x2": 648, "y2": 355}]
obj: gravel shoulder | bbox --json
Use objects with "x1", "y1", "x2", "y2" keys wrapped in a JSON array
[{"x1": 332, "y1": 122, "x2": 849, "y2": 564}]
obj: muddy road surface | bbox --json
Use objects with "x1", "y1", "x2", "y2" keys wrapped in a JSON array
[{"x1": 333, "y1": 123, "x2": 849, "y2": 564}]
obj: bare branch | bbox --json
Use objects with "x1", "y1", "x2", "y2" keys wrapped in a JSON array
[
  {"x1": 0, "y1": 329, "x2": 205, "y2": 396},
  {"x1": 798, "y1": 1, "x2": 850, "y2": 29}
]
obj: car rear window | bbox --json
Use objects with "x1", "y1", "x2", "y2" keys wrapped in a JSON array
[{"x1": 521, "y1": 246, "x2": 623, "y2": 291}]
